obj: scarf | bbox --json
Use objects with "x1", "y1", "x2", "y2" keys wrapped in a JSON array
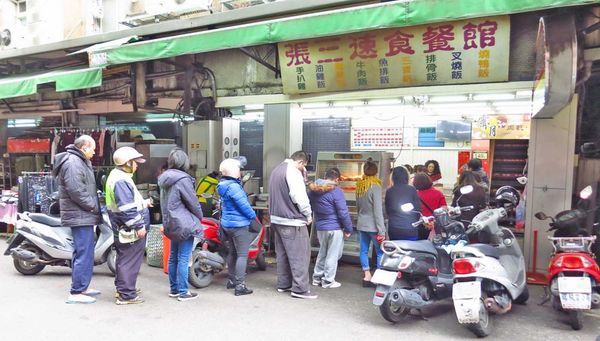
[{"x1": 356, "y1": 175, "x2": 382, "y2": 198}]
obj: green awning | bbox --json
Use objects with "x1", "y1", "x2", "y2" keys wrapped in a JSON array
[
  {"x1": 89, "y1": 0, "x2": 599, "y2": 67},
  {"x1": 0, "y1": 66, "x2": 103, "y2": 100}
]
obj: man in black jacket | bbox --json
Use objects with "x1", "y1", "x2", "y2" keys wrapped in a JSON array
[{"x1": 53, "y1": 135, "x2": 102, "y2": 304}]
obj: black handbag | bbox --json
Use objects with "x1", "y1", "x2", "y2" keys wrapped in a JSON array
[{"x1": 249, "y1": 219, "x2": 262, "y2": 233}]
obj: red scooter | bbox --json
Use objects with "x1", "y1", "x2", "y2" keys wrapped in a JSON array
[
  {"x1": 188, "y1": 217, "x2": 267, "y2": 288},
  {"x1": 535, "y1": 185, "x2": 600, "y2": 330}
]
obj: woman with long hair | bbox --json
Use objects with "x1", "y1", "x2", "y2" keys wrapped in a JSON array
[
  {"x1": 451, "y1": 170, "x2": 487, "y2": 223},
  {"x1": 355, "y1": 158, "x2": 385, "y2": 287},
  {"x1": 424, "y1": 160, "x2": 442, "y2": 183}
]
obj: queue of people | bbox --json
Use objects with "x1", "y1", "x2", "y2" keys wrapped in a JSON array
[{"x1": 54, "y1": 138, "x2": 489, "y2": 304}]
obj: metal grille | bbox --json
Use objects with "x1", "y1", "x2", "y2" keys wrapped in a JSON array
[{"x1": 145, "y1": 225, "x2": 164, "y2": 268}]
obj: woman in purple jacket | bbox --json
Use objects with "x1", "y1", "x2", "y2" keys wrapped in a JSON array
[{"x1": 308, "y1": 168, "x2": 353, "y2": 289}]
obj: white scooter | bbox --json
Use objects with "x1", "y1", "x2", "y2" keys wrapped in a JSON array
[
  {"x1": 3, "y1": 193, "x2": 116, "y2": 276},
  {"x1": 450, "y1": 186, "x2": 528, "y2": 338}
]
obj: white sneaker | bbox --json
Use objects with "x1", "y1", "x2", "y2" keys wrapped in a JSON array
[
  {"x1": 66, "y1": 294, "x2": 96, "y2": 304},
  {"x1": 321, "y1": 281, "x2": 342, "y2": 289}
]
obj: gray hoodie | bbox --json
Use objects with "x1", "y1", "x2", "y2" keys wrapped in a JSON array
[{"x1": 158, "y1": 169, "x2": 203, "y2": 241}]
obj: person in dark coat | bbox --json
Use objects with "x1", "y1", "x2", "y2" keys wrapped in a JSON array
[
  {"x1": 452, "y1": 170, "x2": 488, "y2": 223},
  {"x1": 53, "y1": 135, "x2": 102, "y2": 304},
  {"x1": 308, "y1": 168, "x2": 352, "y2": 289},
  {"x1": 385, "y1": 166, "x2": 421, "y2": 241},
  {"x1": 158, "y1": 148, "x2": 204, "y2": 301},
  {"x1": 217, "y1": 158, "x2": 257, "y2": 296}
]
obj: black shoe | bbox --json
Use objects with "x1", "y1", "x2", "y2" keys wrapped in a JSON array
[
  {"x1": 235, "y1": 285, "x2": 253, "y2": 296},
  {"x1": 226, "y1": 280, "x2": 235, "y2": 289},
  {"x1": 362, "y1": 279, "x2": 376, "y2": 288}
]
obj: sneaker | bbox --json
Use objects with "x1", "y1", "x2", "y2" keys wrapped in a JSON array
[
  {"x1": 115, "y1": 288, "x2": 142, "y2": 298},
  {"x1": 311, "y1": 278, "x2": 322, "y2": 287},
  {"x1": 276, "y1": 287, "x2": 292, "y2": 293},
  {"x1": 226, "y1": 280, "x2": 235, "y2": 290},
  {"x1": 291, "y1": 291, "x2": 318, "y2": 299},
  {"x1": 115, "y1": 295, "x2": 144, "y2": 305},
  {"x1": 168, "y1": 291, "x2": 179, "y2": 298},
  {"x1": 235, "y1": 285, "x2": 253, "y2": 296},
  {"x1": 82, "y1": 288, "x2": 101, "y2": 297},
  {"x1": 321, "y1": 280, "x2": 341, "y2": 289},
  {"x1": 66, "y1": 294, "x2": 96, "y2": 304},
  {"x1": 177, "y1": 292, "x2": 199, "y2": 302}
]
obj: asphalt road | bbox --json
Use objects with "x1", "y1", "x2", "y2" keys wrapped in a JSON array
[{"x1": 1, "y1": 247, "x2": 599, "y2": 341}]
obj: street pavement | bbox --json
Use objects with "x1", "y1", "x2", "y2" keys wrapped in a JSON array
[{"x1": 1, "y1": 248, "x2": 599, "y2": 341}]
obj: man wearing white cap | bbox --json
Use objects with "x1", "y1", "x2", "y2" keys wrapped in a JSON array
[{"x1": 105, "y1": 146, "x2": 152, "y2": 305}]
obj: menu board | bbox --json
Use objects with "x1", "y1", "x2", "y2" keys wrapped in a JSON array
[{"x1": 351, "y1": 127, "x2": 403, "y2": 150}]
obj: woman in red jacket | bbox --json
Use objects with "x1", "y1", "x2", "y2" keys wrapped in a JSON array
[{"x1": 413, "y1": 172, "x2": 447, "y2": 240}]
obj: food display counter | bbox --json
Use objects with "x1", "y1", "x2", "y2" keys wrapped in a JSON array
[{"x1": 310, "y1": 151, "x2": 393, "y2": 260}]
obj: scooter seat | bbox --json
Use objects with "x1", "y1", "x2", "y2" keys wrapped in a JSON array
[
  {"x1": 389, "y1": 240, "x2": 438, "y2": 256},
  {"x1": 469, "y1": 243, "x2": 500, "y2": 259},
  {"x1": 28, "y1": 213, "x2": 62, "y2": 227}
]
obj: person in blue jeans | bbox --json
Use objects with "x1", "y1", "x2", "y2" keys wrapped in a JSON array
[
  {"x1": 158, "y1": 148, "x2": 204, "y2": 302},
  {"x1": 355, "y1": 158, "x2": 386, "y2": 287},
  {"x1": 217, "y1": 157, "x2": 257, "y2": 296}
]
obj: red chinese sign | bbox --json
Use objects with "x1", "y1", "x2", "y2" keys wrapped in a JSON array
[{"x1": 278, "y1": 16, "x2": 509, "y2": 94}]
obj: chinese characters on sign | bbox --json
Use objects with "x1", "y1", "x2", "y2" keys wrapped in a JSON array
[
  {"x1": 351, "y1": 127, "x2": 403, "y2": 151},
  {"x1": 278, "y1": 16, "x2": 509, "y2": 94},
  {"x1": 471, "y1": 115, "x2": 531, "y2": 140}
]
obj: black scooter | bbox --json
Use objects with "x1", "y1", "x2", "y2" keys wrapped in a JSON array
[{"x1": 371, "y1": 190, "x2": 473, "y2": 323}]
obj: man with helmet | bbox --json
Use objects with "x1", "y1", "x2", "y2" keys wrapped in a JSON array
[{"x1": 105, "y1": 146, "x2": 152, "y2": 305}]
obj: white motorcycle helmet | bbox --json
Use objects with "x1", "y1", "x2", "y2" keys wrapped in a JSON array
[{"x1": 113, "y1": 146, "x2": 146, "y2": 166}]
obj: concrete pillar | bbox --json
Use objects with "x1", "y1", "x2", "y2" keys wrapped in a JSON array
[
  {"x1": 524, "y1": 95, "x2": 578, "y2": 274},
  {"x1": 262, "y1": 103, "x2": 302, "y2": 192}
]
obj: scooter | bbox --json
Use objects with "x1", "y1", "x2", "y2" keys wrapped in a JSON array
[
  {"x1": 372, "y1": 186, "x2": 474, "y2": 323},
  {"x1": 450, "y1": 186, "x2": 528, "y2": 338},
  {"x1": 535, "y1": 185, "x2": 600, "y2": 330},
  {"x1": 187, "y1": 217, "x2": 267, "y2": 288},
  {"x1": 4, "y1": 192, "x2": 116, "y2": 276}
]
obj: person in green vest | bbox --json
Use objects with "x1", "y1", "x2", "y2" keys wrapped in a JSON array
[{"x1": 196, "y1": 170, "x2": 220, "y2": 217}]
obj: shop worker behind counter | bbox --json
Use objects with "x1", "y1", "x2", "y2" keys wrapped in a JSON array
[
  {"x1": 53, "y1": 135, "x2": 102, "y2": 304},
  {"x1": 269, "y1": 150, "x2": 317, "y2": 299},
  {"x1": 105, "y1": 146, "x2": 153, "y2": 305}
]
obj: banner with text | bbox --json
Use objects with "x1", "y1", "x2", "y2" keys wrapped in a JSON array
[{"x1": 278, "y1": 16, "x2": 510, "y2": 94}]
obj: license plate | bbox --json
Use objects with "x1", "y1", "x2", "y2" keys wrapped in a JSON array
[
  {"x1": 558, "y1": 277, "x2": 592, "y2": 310},
  {"x1": 371, "y1": 269, "x2": 397, "y2": 286},
  {"x1": 453, "y1": 281, "x2": 481, "y2": 300},
  {"x1": 559, "y1": 293, "x2": 591, "y2": 310}
]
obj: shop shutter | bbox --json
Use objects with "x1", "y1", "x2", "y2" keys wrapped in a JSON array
[{"x1": 418, "y1": 127, "x2": 445, "y2": 147}]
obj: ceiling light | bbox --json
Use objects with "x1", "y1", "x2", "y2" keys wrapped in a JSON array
[
  {"x1": 300, "y1": 102, "x2": 330, "y2": 109},
  {"x1": 516, "y1": 90, "x2": 533, "y2": 98},
  {"x1": 429, "y1": 95, "x2": 469, "y2": 103},
  {"x1": 332, "y1": 100, "x2": 365, "y2": 107},
  {"x1": 426, "y1": 102, "x2": 490, "y2": 109},
  {"x1": 243, "y1": 104, "x2": 264, "y2": 111},
  {"x1": 492, "y1": 101, "x2": 532, "y2": 107},
  {"x1": 367, "y1": 98, "x2": 403, "y2": 106},
  {"x1": 473, "y1": 93, "x2": 515, "y2": 101}
]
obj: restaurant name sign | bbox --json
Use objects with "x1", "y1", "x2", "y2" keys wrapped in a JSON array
[{"x1": 278, "y1": 16, "x2": 510, "y2": 95}]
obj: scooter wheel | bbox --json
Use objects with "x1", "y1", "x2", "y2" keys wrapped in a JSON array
[
  {"x1": 106, "y1": 247, "x2": 117, "y2": 276},
  {"x1": 514, "y1": 286, "x2": 529, "y2": 305},
  {"x1": 255, "y1": 251, "x2": 267, "y2": 271},
  {"x1": 465, "y1": 298, "x2": 492, "y2": 337},
  {"x1": 13, "y1": 245, "x2": 45, "y2": 275},
  {"x1": 568, "y1": 310, "x2": 583, "y2": 330},
  {"x1": 379, "y1": 295, "x2": 410, "y2": 323},
  {"x1": 188, "y1": 249, "x2": 214, "y2": 288}
]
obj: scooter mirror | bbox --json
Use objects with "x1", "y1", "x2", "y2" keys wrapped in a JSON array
[
  {"x1": 516, "y1": 176, "x2": 528, "y2": 185},
  {"x1": 580, "y1": 185, "x2": 593, "y2": 200},
  {"x1": 460, "y1": 185, "x2": 474, "y2": 195},
  {"x1": 401, "y1": 203, "x2": 415, "y2": 212},
  {"x1": 534, "y1": 212, "x2": 548, "y2": 220}
]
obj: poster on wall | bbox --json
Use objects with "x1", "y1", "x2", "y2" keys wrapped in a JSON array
[
  {"x1": 278, "y1": 16, "x2": 510, "y2": 94},
  {"x1": 351, "y1": 127, "x2": 403, "y2": 150},
  {"x1": 471, "y1": 115, "x2": 531, "y2": 139}
]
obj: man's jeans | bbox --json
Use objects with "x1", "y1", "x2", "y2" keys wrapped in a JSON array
[
  {"x1": 313, "y1": 230, "x2": 344, "y2": 283},
  {"x1": 168, "y1": 237, "x2": 194, "y2": 295},
  {"x1": 70, "y1": 225, "x2": 95, "y2": 294},
  {"x1": 223, "y1": 226, "x2": 254, "y2": 287},
  {"x1": 359, "y1": 231, "x2": 383, "y2": 271}
]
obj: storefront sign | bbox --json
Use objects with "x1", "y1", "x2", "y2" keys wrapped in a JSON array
[
  {"x1": 351, "y1": 127, "x2": 403, "y2": 150},
  {"x1": 471, "y1": 115, "x2": 531, "y2": 140},
  {"x1": 278, "y1": 16, "x2": 509, "y2": 94}
]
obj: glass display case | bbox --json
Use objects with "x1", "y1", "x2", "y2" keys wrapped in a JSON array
[{"x1": 310, "y1": 151, "x2": 393, "y2": 260}]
